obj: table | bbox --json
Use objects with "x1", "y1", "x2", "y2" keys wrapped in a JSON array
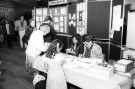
[
  {"x1": 33, "y1": 54, "x2": 132, "y2": 89},
  {"x1": 63, "y1": 62, "x2": 132, "y2": 89}
]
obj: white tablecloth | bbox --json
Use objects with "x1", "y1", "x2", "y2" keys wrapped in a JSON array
[
  {"x1": 63, "y1": 62, "x2": 132, "y2": 89},
  {"x1": 33, "y1": 54, "x2": 132, "y2": 89}
]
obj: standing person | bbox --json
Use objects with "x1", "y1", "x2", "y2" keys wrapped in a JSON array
[
  {"x1": 43, "y1": 16, "x2": 56, "y2": 42},
  {"x1": 0, "y1": 18, "x2": 7, "y2": 46},
  {"x1": 18, "y1": 16, "x2": 27, "y2": 48},
  {"x1": 5, "y1": 19, "x2": 12, "y2": 48},
  {"x1": 81, "y1": 34, "x2": 104, "y2": 59},
  {"x1": 25, "y1": 23, "x2": 52, "y2": 89},
  {"x1": 14, "y1": 17, "x2": 20, "y2": 42},
  {"x1": 22, "y1": 19, "x2": 34, "y2": 48},
  {"x1": 33, "y1": 39, "x2": 67, "y2": 89},
  {"x1": 25, "y1": 23, "x2": 51, "y2": 71},
  {"x1": 66, "y1": 34, "x2": 83, "y2": 56}
]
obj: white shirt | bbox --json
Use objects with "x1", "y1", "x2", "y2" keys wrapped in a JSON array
[
  {"x1": 83, "y1": 43, "x2": 104, "y2": 59},
  {"x1": 25, "y1": 30, "x2": 50, "y2": 58},
  {"x1": 6, "y1": 23, "x2": 10, "y2": 35}
]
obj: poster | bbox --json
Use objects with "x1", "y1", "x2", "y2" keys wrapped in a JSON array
[
  {"x1": 36, "y1": 8, "x2": 42, "y2": 16},
  {"x1": 126, "y1": 12, "x2": 135, "y2": 49},
  {"x1": 76, "y1": 2, "x2": 86, "y2": 36},
  {"x1": 68, "y1": 4, "x2": 77, "y2": 35},
  {"x1": 112, "y1": 5, "x2": 122, "y2": 31}
]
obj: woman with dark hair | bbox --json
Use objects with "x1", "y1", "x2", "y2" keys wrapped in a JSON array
[
  {"x1": 45, "y1": 39, "x2": 67, "y2": 89},
  {"x1": 45, "y1": 39, "x2": 64, "y2": 58},
  {"x1": 66, "y1": 34, "x2": 83, "y2": 56},
  {"x1": 33, "y1": 39, "x2": 67, "y2": 89}
]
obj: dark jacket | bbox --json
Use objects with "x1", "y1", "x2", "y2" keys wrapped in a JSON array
[{"x1": 69, "y1": 43, "x2": 84, "y2": 56}]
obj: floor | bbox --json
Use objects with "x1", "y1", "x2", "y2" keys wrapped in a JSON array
[{"x1": 0, "y1": 47, "x2": 34, "y2": 89}]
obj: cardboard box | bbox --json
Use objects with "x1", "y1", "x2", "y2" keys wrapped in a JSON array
[{"x1": 114, "y1": 59, "x2": 134, "y2": 72}]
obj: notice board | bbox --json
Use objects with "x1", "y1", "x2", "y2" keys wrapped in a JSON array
[
  {"x1": 126, "y1": 12, "x2": 135, "y2": 49},
  {"x1": 87, "y1": 1, "x2": 111, "y2": 39}
]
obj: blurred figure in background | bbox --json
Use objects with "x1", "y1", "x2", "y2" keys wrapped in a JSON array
[
  {"x1": 0, "y1": 18, "x2": 7, "y2": 46},
  {"x1": 14, "y1": 17, "x2": 20, "y2": 42},
  {"x1": 0, "y1": 18, "x2": 5, "y2": 46},
  {"x1": 18, "y1": 16, "x2": 27, "y2": 48},
  {"x1": 22, "y1": 19, "x2": 34, "y2": 48},
  {"x1": 5, "y1": 19, "x2": 12, "y2": 48}
]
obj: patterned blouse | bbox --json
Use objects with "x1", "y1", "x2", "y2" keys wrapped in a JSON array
[{"x1": 83, "y1": 43, "x2": 103, "y2": 59}]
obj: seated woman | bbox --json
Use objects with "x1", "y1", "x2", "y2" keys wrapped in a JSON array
[
  {"x1": 66, "y1": 34, "x2": 83, "y2": 56},
  {"x1": 81, "y1": 34, "x2": 104, "y2": 59},
  {"x1": 33, "y1": 39, "x2": 67, "y2": 89}
]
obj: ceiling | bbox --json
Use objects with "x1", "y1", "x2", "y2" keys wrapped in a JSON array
[
  {"x1": 0, "y1": 0, "x2": 135, "y2": 9},
  {"x1": 0, "y1": 0, "x2": 35, "y2": 8}
]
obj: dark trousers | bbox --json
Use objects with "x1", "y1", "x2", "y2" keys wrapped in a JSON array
[
  {"x1": 7, "y1": 35, "x2": 12, "y2": 48},
  {"x1": 35, "y1": 80, "x2": 46, "y2": 89}
]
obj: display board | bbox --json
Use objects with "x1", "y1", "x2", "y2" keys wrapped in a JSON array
[
  {"x1": 76, "y1": 2, "x2": 87, "y2": 36},
  {"x1": 68, "y1": 3, "x2": 77, "y2": 35},
  {"x1": 0, "y1": 7, "x2": 15, "y2": 20},
  {"x1": 49, "y1": 6, "x2": 67, "y2": 33},
  {"x1": 87, "y1": 1, "x2": 111, "y2": 39},
  {"x1": 32, "y1": 8, "x2": 47, "y2": 29},
  {"x1": 126, "y1": 12, "x2": 135, "y2": 49},
  {"x1": 111, "y1": 0, "x2": 124, "y2": 44}
]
